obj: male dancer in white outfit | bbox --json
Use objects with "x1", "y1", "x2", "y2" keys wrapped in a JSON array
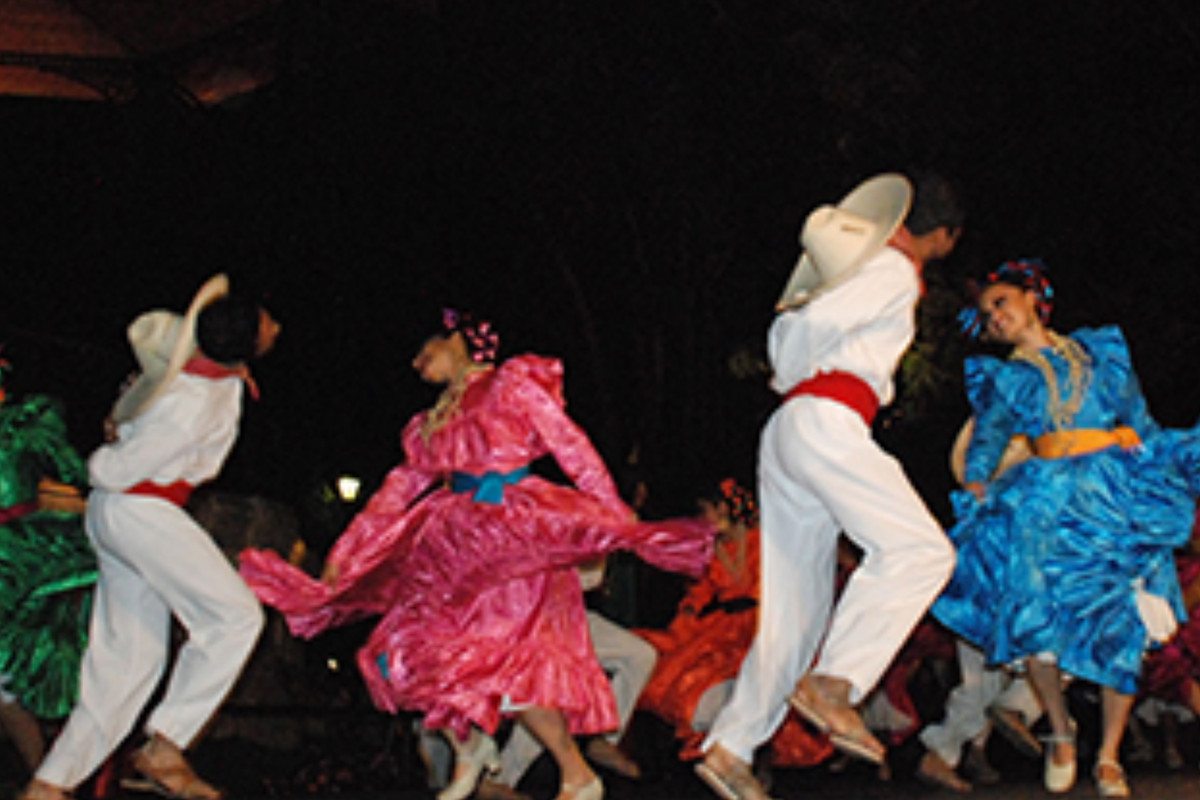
[
  {"x1": 917, "y1": 639, "x2": 1044, "y2": 791},
  {"x1": 22, "y1": 274, "x2": 281, "y2": 800},
  {"x1": 697, "y1": 173, "x2": 960, "y2": 800}
]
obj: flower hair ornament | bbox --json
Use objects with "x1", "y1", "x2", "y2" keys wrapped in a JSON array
[
  {"x1": 442, "y1": 308, "x2": 500, "y2": 365},
  {"x1": 718, "y1": 478, "x2": 758, "y2": 526},
  {"x1": 957, "y1": 258, "x2": 1055, "y2": 340}
]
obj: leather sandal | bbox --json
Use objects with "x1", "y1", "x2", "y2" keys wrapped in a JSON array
[
  {"x1": 789, "y1": 674, "x2": 885, "y2": 765},
  {"x1": 695, "y1": 745, "x2": 775, "y2": 800},
  {"x1": 122, "y1": 750, "x2": 223, "y2": 800}
]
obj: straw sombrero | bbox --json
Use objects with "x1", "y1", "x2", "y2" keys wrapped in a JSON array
[
  {"x1": 776, "y1": 173, "x2": 912, "y2": 311},
  {"x1": 111, "y1": 274, "x2": 230, "y2": 424}
]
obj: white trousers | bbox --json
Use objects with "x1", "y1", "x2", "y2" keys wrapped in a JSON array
[
  {"x1": 37, "y1": 491, "x2": 264, "y2": 789},
  {"x1": 705, "y1": 398, "x2": 955, "y2": 763},
  {"x1": 920, "y1": 639, "x2": 1043, "y2": 767}
]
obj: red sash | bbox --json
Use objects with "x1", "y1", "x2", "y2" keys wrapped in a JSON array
[
  {"x1": 784, "y1": 370, "x2": 879, "y2": 427},
  {"x1": 0, "y1": 500, "x2": 38, "y2": 524},
  {"x1": 126, "y1": 480, "x2": 193, "y2": 507}
]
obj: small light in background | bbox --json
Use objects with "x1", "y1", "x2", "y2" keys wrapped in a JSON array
[
  {"x1": 327, "y1": 657, "x2": 339, "y2": 672},
  {"x1": 336, "y1": 475, "x2": 361, "y2": 503}
]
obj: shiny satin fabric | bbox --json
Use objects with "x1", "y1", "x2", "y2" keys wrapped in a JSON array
[
  {"x1": 635, "y1": 527, "x2": 833, "y2": 767},
  {"x1": 934, "y1": 326, "x2": 1200, "y2": 693},
  {"x1": 241, "y1": 355, "x2": 713, "y2": 738},
  {"x1": 0, "y1": 394, "x2": 96, "y2": 718}
]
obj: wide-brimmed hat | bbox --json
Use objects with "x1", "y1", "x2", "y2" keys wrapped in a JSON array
[
  {"x1": 948, "y1": 417, "x2": 1033, "y2": 486},
  {"x1": 776, "y1": 173, "x2": 912, "y2": 311},
  {"x1": 111, "y1": 273, "x2": 230, "y2": 424}
]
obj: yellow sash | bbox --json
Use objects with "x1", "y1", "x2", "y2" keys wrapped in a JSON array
[{"x1": 1032, "y1": 426, "x2": 1140, "y2": 459}]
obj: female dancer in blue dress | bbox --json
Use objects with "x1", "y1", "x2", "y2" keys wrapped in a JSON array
[{"x1": 932, "y1": 259, "x2": 1200, "y2": 797}]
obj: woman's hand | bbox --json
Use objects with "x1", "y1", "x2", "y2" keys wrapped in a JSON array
[
  {"x1": 320, "y1": 561, "x2": 341, "y2": 589},
  {"x1": 964, "y1": 481, "x2": 987, "y2": 502}
]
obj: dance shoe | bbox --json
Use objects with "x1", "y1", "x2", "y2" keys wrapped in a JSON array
[
  {"x1": 960, "y1": 743, "x2": 1000, "y2": 785},
  {"x1": 437, "y1": 733, "x2": 500, "y2": 800},
  {"x1": 123, "y1": 746, "x2": 224, "y2": 800},
  {"x1": 694, "y1": 744, "x2": 776, "y2": 800},
  {"x1": 17, "y1": 781, "x2": 73, "y2": 800},
  {"x1": 1094, "y1": 759, "x2": 1130, "y2": 798},
  {"x1": 986, "y1": 704, "x2": 1042, "y2": 758},
  {"x1": 915, "y1": 751, "x2": 971, "y2": 793},
  {"x1": 584, "y1": 738, "x2": 642, "y2": 779},
  {"x1": 1040, "y1": 733, "x2": 1076, "y2": 794},
  {"x1": 788, "y1": 673, "x2": 885, "y2": 765},
  {"x1": 475, "y1": 778, "x2": 532, "y2": 800},
  {"x1": 554, "y1": 776, "x2": 603, "y2": 800}
]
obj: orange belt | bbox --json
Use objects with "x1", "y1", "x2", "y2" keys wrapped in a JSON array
[
  {"x1": 126, "y1": 480, "x2": 194, "y2": 507},
  {"x1": 1032, "y1": 426, "x2": 1140, "y2": 459}
]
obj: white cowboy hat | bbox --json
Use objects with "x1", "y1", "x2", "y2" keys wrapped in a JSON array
[
  {"x1": 776, "y1": 173, "x2": 913, "y2": 311},
  {"x1": 948, "y1": 417, "x2": 1033, "y2": 486},
  {"x1": 111, "y1": 273, "x2": 230, "y2": 424}
]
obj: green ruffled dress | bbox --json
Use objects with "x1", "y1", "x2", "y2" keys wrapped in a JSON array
[{"x1": 0, "y1": 395, "x2": 96, "y2": 718}]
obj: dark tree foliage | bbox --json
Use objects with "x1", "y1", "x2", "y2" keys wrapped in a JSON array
[{"x1": 1, "y1": 0, "x2": 1196, "y2": 518}]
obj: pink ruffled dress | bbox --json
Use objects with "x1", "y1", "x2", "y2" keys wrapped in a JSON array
[{"x1": 240, "y1": 354, "x2": 712, "y2": 738}]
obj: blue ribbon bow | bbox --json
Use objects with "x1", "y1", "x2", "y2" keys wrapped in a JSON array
[{"x1": 449, "y1": 465, "x2": 530, "y2": 505}]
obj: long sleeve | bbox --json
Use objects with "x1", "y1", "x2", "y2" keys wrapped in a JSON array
[
  {"x1": 87, "y1": 375, "x2": 242, "y2": 492},
  {"x1": 962, "y1": 357, "x2": 1025, "y2": 485},
  {"x1": 768, "y1": 246, "x2": 919, "y2": 405},
  {"x1": 1102, "y1": 327, "x2": 1160, "y2": 438},
  {"x1": 512, "y1": 362, "x2": 628, "y2": 515}
]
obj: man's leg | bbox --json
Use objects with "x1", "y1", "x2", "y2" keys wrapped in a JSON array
[
  {"x1": 920, "y1": 640, "x2": 1001, "y2": 768},
  {"x1": 137, "y1": 512, "x2": 264, "y2": 749},
  {"x1": 807, "y1": 421, "x2": 954, "y2": 698},
  {"x1": 703, "y1": 409, "x2": 841, "y2": 765},
  {"x1": 34, "y1": 499, "x2": 173, "y2": 792}
]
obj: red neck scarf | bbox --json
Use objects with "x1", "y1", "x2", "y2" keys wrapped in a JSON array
[
  {"x1": 183, "y1": 355, "x2": 260, "y2": 400},
  {"x1": 887, "y1": 226, "x2": 925, "y2": 294}
]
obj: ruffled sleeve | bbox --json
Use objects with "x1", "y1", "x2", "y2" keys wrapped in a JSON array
[
  {"x1": 963, "y1": 357, "x2": 1017, "y2": 484},
  {"x1": 500, "y1": 355, "x2": 628, "y2": 515},
  {"x1": 1074, "y1": 325, "x2": 1160, "y2": 438}
]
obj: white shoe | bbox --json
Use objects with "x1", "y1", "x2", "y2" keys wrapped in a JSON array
[
  {"x1": 1041, "y1": 734, "x2": 1076, "y2": 794},
  {"x1": 1094, "y1": 759, "x2": 1130, "y2": 798},
  {"x1": 438, "y1": 733, "x2": 500, "y2": 800}
]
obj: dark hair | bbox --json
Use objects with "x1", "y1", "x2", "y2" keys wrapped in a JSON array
[
  {"x1": 703, "y1": 478, "x2": 758, "y2": 527},
  {"x1": 905, "y1": 171, "x2": 965, "y2": 236},
  {"x1": 197, "y1": 295, "x2": 261, "y2": 365}
]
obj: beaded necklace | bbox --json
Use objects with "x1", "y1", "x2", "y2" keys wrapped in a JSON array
[
  {"x1": 420, "y1": 363, "x2": 491, "y2": 441},
  {"x1": 1011, "y1": 330, "x2": 1092, "y2": 431}
]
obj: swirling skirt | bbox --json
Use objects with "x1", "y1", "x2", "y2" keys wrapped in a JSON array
[
  {"x1": 0, "y1": 511, "x2": 96, "y2": 717},
  {"x1": 933, "y1": 428, "x2": 1200, "y2": 693}
]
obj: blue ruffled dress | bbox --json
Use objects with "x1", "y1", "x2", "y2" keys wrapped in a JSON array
[{"x1": 932, "y1": 326, "x2": 1199, "y2": 693}]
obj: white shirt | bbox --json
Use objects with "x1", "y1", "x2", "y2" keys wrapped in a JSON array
[
  {"x1": 89, "y1": 373, "x2": 244, "y2": 492},
  {"x1": 767, "y1": 246, "x2": 920, "y2": 407}
]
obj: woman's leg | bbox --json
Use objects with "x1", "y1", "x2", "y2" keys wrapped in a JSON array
[
  {"x1": 1024, "y1": 658, "x2": 1076, "y2": 771},
  {"x1": 515, "y1": 707, "x2": 597, "y2": 798},
  {"x1": 1099, "y1": 690, "x2": 1132, "y2": 767}
]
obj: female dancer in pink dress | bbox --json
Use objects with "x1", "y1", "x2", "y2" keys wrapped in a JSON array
[{"x1": 240, "y1": 310, "x2": 711, "y2": 800}]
